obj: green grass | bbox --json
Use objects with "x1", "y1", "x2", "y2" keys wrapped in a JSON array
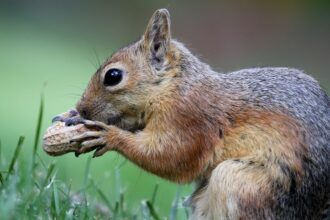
[
  {"x1": 0, "y1": 19, "x2": 193, "y2": 217},
  {"x1": 0, "y1": 97, "x2": 190, "y2": 220}
]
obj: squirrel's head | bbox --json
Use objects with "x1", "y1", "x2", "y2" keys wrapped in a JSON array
[{"x1": 77, "y1": 9, "x2": 185, "y2": 131}]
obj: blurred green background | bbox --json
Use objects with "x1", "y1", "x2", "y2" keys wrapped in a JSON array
[{"x1": 0, "y1": 0, "x2": 329, "y2": 216}]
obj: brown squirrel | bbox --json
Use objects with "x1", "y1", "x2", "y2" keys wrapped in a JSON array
[{"x1": 57, "y1": 9, "x2": 330, "y2": 219}]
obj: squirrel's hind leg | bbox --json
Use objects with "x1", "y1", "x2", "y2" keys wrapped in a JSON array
[{"x1": 190, "y1": 159, "x2": 277, "y2": 220}]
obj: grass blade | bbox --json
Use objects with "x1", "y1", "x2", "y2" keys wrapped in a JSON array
[
  {"x1": 94, "y1": 184, "x2": 114, "y2": 212},
  {"x1": 6, "y1": 136, "x2": 24, "y2": 181},
  {"x1": 169, "y1": 186, "x2": 182, "y2": 220},
  {"x1": 83, "y1": 156, "x2": 92, "y2": 220},
  {"x1": 32, "y1": 94, "x2": 44, "y2": 166},
  {"x1": 151, "y1": 183, "x2": 159, "y2": 205},
  {"x1": 0, "y1": 139, "x2": 2, "y2": 164},
  {"x1": 0, "y1": 139, "x2": 2, "y2": 185},
  {"x1": 115, "y1": 168, "x2": 121, "y2": 202},
  {"x1": 83, "y1": 156, "x2": 92, "y2": 188},
  {"x1": 146, "y1": 201, "x2": 160, "y2": 220},
  {"x1": 36, "y1": 153, "x2": 47, "y2": 170},
  {"x1": 141, "y1": 200, "x2": 150, "y2": 220},
  {"x1": 119, "y1": 192, "x2": 125, "y2": 216},
  {"x1": 53, "y1": 182, "x2": 60, "y2": 217},
  {"x1": 42, "y1": 162, "x2": 55, "y2": 188},
  {"x1": 113, "y1": 201, "x2": 119, "y2": 219},
  {"x1": 0, "y1": 140, "x2": 2, "y2": 184}
]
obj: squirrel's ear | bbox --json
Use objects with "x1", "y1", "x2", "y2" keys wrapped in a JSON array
[{"x1": 143, "y1": 9, "x2": 171, "y2": 70}]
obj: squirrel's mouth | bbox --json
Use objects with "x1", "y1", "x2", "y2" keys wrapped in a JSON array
[
  {"x1": 107, "y1": 114, "x2": 122, "y2": 125},
  {"x1": 107, "y1": 113, "x2": 145, "y2": 132}
]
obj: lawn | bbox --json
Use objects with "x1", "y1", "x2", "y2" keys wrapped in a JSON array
[
  {"x1": 0, "y1": 19, "x2": 192, "y2": 219},
  {"x1": 0, "y1": 97, "x2": 190, "y2": 219}
]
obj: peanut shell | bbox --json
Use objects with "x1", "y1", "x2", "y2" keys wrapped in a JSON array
[{"x1": 43, "y1": 122, "x2": 88, "y2": 156}]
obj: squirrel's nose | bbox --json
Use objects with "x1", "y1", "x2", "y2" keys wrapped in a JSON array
[
  {"x1": 80, "y1": 109, "x2": 90, "y2": 120},
  {"x1": 76, "y1": 103, "x2": 91, "y2": 120}
]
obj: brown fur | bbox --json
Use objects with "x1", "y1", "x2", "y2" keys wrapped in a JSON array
[
  {"x1": 216, "y1": 109, "x2": 307, "y2": 187},
  {"x1": 75, "y1": 9, "x2": 327, "y2": 219}
]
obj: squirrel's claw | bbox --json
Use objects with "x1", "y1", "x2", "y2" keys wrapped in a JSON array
[
  {"x1": 52, "y1": 115, "x2": 84, "y2": 126},
  {"x1": 79, "y1": 137, "x2": 106, "y2": 154},
  {"x1": 52, "y1": 109, "x2": 79, "y2": 123},
  {"x1": 93, "y1": 145, "x2": 109, "y2": 158},
  {"x1": 71, "y1": 131, "x2": 104, "y2": 142},
  {"x1": 82, "y1": 120, "x2": 110, "y2": 130},
  {"x1": 52, "y1": 115, "x2": 63, "y2": 123},
  {"x1": 71, "y1": 128, "x2": 109, "y2": 156},
  {"x1": 64, "y1": 117, "x2": 85, "y2": 126},
  {"x1": 68, "y1": 120, "x2": 112, "y2": 157}
]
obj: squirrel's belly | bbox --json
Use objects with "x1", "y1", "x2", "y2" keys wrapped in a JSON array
[{"x1": 214, "y1": 108, "x2": 307, "y2": 189}]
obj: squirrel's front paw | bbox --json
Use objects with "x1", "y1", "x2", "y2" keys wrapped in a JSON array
[
  {"x1": 52, "y1": 109, "x2": 84, "y2": 126},
  {"x1": 72, "y1": 120, "x2": 112, "y2": 157}
]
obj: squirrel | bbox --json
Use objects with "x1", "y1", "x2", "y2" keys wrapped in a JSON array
[{"x1": 60, "y1": 9, "x2": 330, "y2": 219}]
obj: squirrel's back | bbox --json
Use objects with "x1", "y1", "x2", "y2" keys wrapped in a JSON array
[
  {"x1": 220, "y1": 67, "x2": 330, "y2": 218},
  {"x1": 223, "y1": 67, "x2": 330, "y2": 153}
]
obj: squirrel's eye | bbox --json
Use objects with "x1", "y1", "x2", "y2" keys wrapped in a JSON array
[{"x1": 103, "y1": 68, "x2": 123, "y2": 86}]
